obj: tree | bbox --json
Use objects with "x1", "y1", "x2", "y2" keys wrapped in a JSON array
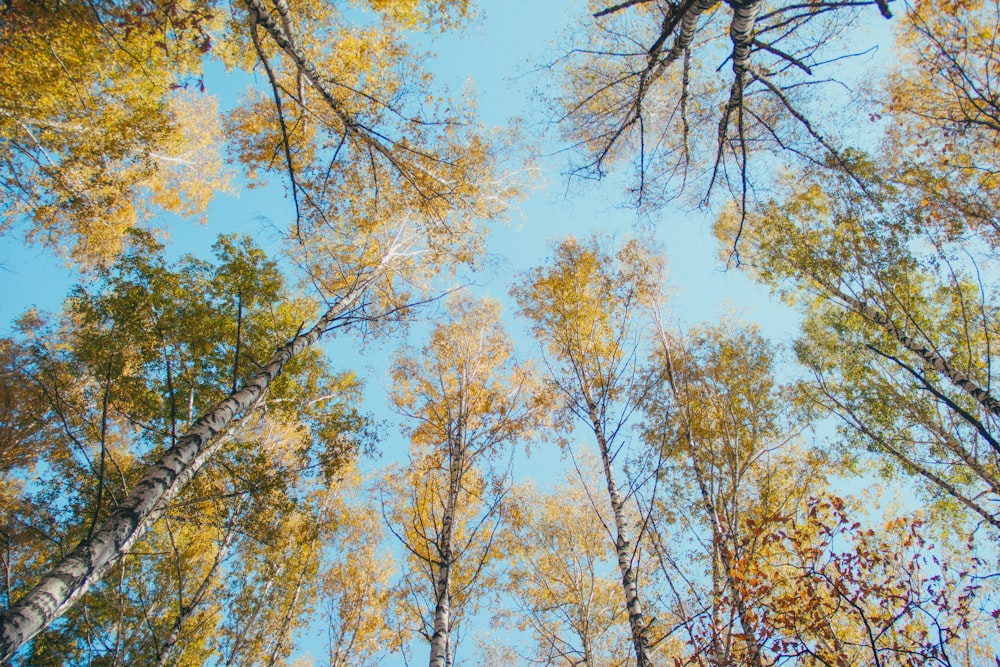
[
  {"x1": 642, "y1": 319, "x2": 826, "y2": 666},
  {"x1": 880, "y1": 0, "x2": 1000, "y2": 238},
  {"x1": 503, "y1": 467, "x2": 636, "y2": 667},
  {"x1": 735, "y1": 494, "x2": 991, "y2": 666},
  {"x1": 716, "y1": 158, "x2": 1000, "y2": 533},
  {"x1": 319, "y1": 476, "x2": 398, "y2": 667},
  {"x1": 513, "y1": 234, "x2": 663, "y2": 667},
  {"x1": 0, "y1": 234, "x2": 369, "y2": 661},
  {"x1": 545, "y1": 0, "x2": 891, "y2": 213},
  {"x1": 384, "y1": 295, "x2": 540, "y2": 667}
]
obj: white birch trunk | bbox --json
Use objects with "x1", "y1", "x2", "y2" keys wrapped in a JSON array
[
  {"x1": 819, "y1": 276, "x2": 1000, "y2": 418},
  {"x1": 663, "y1": 0, "x2": 722, "y2": 66},
  {"x1": 728, "y1": 0, "x2": 761, "y2": 78},
  {"x1": 644, "y1": 0, "x2": 719, "y2": 87},
  {"x1": 427, "y1": 566, "x2": 451, "y2": 667},
  {"x1": 428, "y1": 450, "x2": 460, "y2": 667},
  {"x1": 0, "y1": 286, "x2": 365, "y2": 661},
  {"x1": 587, "y1": 403, "x2": 653, "y2": 667}
]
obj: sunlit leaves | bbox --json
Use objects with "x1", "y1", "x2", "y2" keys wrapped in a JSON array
[
  {"x1": 502, "y1": 471, "x2": 634, "y2": 667},
  {"x1": 383, "y1": 295, "x2": 540, "y2": 662},
  {"x1": 512, "y1": 234, "x2": 662, "y2": 411},
  {"x1": 717, "y1": 158, "x2": 1000, "y2": 530},
  {"x1": 0, "y1": 0, "x2": 229, "y2": 267},
  {"x1": 883, "y1": 0, "x2": 1000, "y2": 237},
  {"x1": 218, "y1": 0, "x2": 516, "y2": 303},
  {"x1": 738, "y1": 495, "x2": 992, "y2": 666}
]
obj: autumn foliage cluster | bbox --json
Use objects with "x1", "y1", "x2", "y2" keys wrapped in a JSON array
[{"x1": 0, "y1": 0, "x2": 998, "y2": 665}]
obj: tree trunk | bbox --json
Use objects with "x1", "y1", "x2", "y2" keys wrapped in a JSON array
[
  {"x1": 663, "y1": 0, "x2": 724, "y2": 67},
  {"x1": 653, "y1": 323, "x2": 763, "y2": 667},
  {"x1": 587, "y1": 402, "x2": 654, "y2": 667},
  {"x1": 818, "y1": 275, "x2": 1000, "y2": 421},
  {"x1": 428, "y1": 567, "x2": 451, "y2": 667},
  {"x1": 688, "y1": 443, "x2": 764, "y2": 667},
  {"x1": 428, "y1": 447, "x2": 460, "y2": 667},
  {"x1": 0, "y1": 285, "x2": 366, "y2": 661}
]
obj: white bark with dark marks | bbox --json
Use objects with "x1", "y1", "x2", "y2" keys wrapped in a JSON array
[
  {"x1": 727, "y1": 0, "x2": 761, "y2": 78},
  {"x1": 819, "y1": 276, "x2": 1000, "y2": 420},
  {"x1": 428, "y1": 445, "x2": 461, "y2": 667},
  {"x1": 662, "y1": 0, "x2": 722, "y2": 68},
  {"x1": 587, "y1": 402, "x2": 654, "y2": 667},
  {"x1": 0, "y1": 285, "x2": 367, "y2": 661}
]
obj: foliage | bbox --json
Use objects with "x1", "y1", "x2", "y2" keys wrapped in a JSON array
[
  {"x1": 3, "y1": 0, "x2": 1000, "y2": 663},
  {"x1": 0, "y1": 234, "x2": 369, "y2": 665},
  {"x1": 0, "y1": 0, "x2": 227, "y2": 267},
  {"x1": 715, "y1": 157, "x2": 1000, "y2": 532},
  {"x1": 736, "y1": 494, "x2": 993, "y2": 666},
  {"x1": 513, "y1": 234, "x2": 664, "y2": 667},
  {"x1": 502, "y1": 470, "x2": 635, "y2": 667},
  {"x1": 643, "y1": 319, "x2": 827, "y2": 667}
]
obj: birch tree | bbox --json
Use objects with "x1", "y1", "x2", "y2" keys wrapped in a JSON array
[
  {"x1": 716, "y1": 158, "x2": 1000, "y2": 533},
  {"x1": 642, "y1": 320, "x2": 824, "y2": 666},
  {"x1": 384, "y1": 296, "x2": 540, "y2": 667},
  {"x1": 0, "y1": 234, "x2": 369, "y2": 662},
  {"x1": 513, "y1": 234, "x2": 664, "y2": 667},
  {"x1": 546, "y1": 0, "x2": 891, "y2": 213}
]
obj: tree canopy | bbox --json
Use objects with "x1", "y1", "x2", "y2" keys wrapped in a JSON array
[{"x1": 1, "y1": 0, "x2": 999, "y2": 665}]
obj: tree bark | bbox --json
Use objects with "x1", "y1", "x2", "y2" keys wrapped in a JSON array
[
  {"x1": 818, "y1": 275, "x2": 1000, "y2": 420},
  {"x1": 587, "y1": 402, "x2": 654, "y2": 667},
  {"x1": 0, "y1": 285, "x2": 366, "y2": 661},
  {"x1": 428, "y1": 447, "x2": 460, "y2": 667}
]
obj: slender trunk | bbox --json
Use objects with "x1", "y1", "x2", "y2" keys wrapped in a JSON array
[
  {"x1": 688, "y1": 448, "x2": 764, "y2": 667},
  {"x1": 586, "y1": 402, "x2": 653, "y2": 667},
  {"x1": 428, "y1": 570, "x2": 451, "y2": 667},
  {"x1": 0, "y1": 285, "x2": 366, "y2": 661},
  {"x1": 232, "y1": 287, "x2": 243, "y2": 394},
  {"x1": 661, "y1": 0, "x2": 722, "y2": 67},
  {"x1": 265, "y1": 563, "x2": 306, "y2": 667},
  {"x1": 818, "y1": 275, "x2": 1000, "y2": 422},
  {"x1": 709, "y1": 530, "x2": 726, "y2": 666},
  {"x1": 224, "y1": 565, "x2": 282, "y2": 667},
  {"x1": 727, "y1": 0, "x2": 761, "y2": 77},
  {"x1": 428, "y1": 447, "x2": 461, "y2": 667},
  {"x1": 653, "y1": 323, "x2": 763, "y2": 667},
  {"x1": 640, "y1": 0, "x2": 718, "y2": 103},
  {"x1": 718, "y1": 0, "x2": 761, "y2": 114},
  {"x1": 152, "y1": 521, "x2": 236, "y2": 667}
]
